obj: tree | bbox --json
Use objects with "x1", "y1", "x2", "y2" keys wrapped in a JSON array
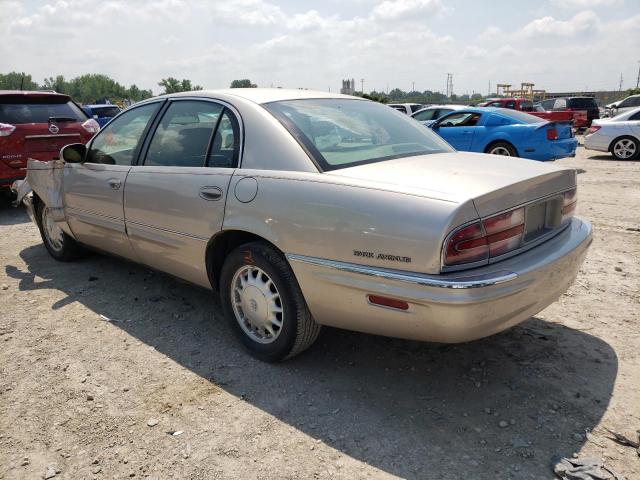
[
  {"x1": 158, "y1": 77, "x2": 202, "y2": 94},
  {"x1": 0, "y1": 72, "x2": 39, "y2": 90},
  {"x1": 230, "y1": 79, "x2": 257, "y2": 88}
]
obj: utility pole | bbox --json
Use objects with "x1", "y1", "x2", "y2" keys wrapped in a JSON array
[
  {"x1": 360, "y1": 78, "x2": 364, "y2": 93},
  {"x1": 488, "y1": 80, "x2": 491, "y2": 97},
  {"x1": 619, "y1": 73, "x2": 623, "y2": 91},
  {"x1": 636, "y1": 60, "x2": 640, "y2": 89},
  {"x1": 412, "y1": 81, "x2": 415, "y2": 92},
  {"x1": 386, "y1": 83, "x2": 389, "y2": 94},
  {"x1": 446, "y1": 73, "x2": 453, "y2": 98}
]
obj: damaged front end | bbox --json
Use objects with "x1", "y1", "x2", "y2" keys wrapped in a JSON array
[{"x1": 11, "y1": 159, "x2": 74, "y2": 238}]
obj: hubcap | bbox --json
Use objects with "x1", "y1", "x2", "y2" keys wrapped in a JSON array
[
  {"x1": 42, "y1": 207, "x2": 64, "y2": 252},
  {"x1": 231, "y1": 265, "x2": 283, "y2": 344},
  {"x1": 490, "y1": 146, "x2": 511, "y2": 156},
  {"x1": 613, "y1": 139, "x2": 636, "y2": 159}
]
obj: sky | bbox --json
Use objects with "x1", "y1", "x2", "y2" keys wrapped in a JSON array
[{"x1": 1, "y1": 0, "x2": 639, "y2": 95}]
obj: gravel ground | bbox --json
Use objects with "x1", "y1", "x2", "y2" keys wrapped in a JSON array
[{"x1": 0, "y1": 142, "x2": 638, "y2": 480}]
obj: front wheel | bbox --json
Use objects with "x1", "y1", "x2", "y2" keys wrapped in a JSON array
[
  {"x1": 486, "y1": 141, "x2": 517, "y2": 157},
  {"x1": 220, "y1": 242, "x2": 321, "y2": 362},
  {"x1": 610, "y1": 137, "x2": 639, "y2": 160},
  {"x1": 35, "y1": 202, "x2": 83, "y2": 261}
]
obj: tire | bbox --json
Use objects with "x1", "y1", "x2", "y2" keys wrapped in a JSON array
[
  {"x1": 610, "y1": 136, "x2": 639, "y2": 160},
  {"x1": 486, "y1": 141, "x2": 518, "y2": 157},
  {"x1": 35, "y1": 202, "x2": 83, "y2": 261},
  {"x1": 219, "y1": 241, "x2": 321, "y2": 362}
]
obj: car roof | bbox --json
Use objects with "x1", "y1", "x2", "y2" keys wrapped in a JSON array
[
  {"x1": 84, "y1": 104, "x2": 118, "y2": 108},
  {"x1": 166, "y1": 88, "x2": 360, "y2": 105},
  {"x1": 0, "y1": 90, "x2": 70, "y2": 99}
]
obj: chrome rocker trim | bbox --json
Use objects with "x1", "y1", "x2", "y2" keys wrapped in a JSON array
[{"x1": 285, "y1": 254, "x2": 517, "y2": 290}]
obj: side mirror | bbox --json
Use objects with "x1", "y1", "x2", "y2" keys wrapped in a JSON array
[{"x1": 61, "y1": 143, "x2": 87, "y2": 163}]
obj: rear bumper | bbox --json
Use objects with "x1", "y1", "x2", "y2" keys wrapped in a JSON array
[
  {"x1": 525, "y1": 138, "x2": 578, "y2": 161},
  {"x1": 584, "y1": 133, "x2": 610, "y2": 153},
  {"x1": 287, "y1": 217, "x2": 592, "y2": 343}
]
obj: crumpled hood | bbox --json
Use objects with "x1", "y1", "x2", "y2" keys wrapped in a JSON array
[{"x1": 327, "y1": 152, "x2": 576, "y2": 217}]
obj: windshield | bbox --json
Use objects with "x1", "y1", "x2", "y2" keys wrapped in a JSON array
[
  {"x1": 265, "y1": 99, "x2": 452, "y2": 171},
  {"x1": 493, "y1": 109, "x2": 545, "y2": 124},
  {"x1": 92, "y1": 106, "x2": 121, "y2": 117},
  {"x1": 0, "y1": 96, "x2": 87, "y2": 124}
]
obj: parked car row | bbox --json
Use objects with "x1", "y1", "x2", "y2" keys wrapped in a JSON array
[
  {"x1": 477, "y1": 97, "x2": 589, "y2": 129},
  {"x1": 604, "y1": 94, "x2": 640, "y2": 118}
]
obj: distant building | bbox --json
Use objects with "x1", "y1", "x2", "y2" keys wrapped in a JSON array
[{"x1": 340, "y1": 78, "x2": 355, "y2": 95}]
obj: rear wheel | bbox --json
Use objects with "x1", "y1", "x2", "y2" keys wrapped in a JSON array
[
  {"x1": 35, "y1": 202, "x2": 82, "y2": 261},
  {"x1": 486, "y1": 141, "x2": 517, "y2": 157},
  {"x1": 610, "y1": 136, "x2": 639, "y2": 160},
  {"x1": 220, "y1": 241, "x2": 321, "y2": 362}
]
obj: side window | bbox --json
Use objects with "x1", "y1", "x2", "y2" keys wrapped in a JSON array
[
  {"x1": 145, "y1": 101, "x2": 223, "y2": 167},
  {"x1": 487, "y1": 101, "x2": 502, "y2": 107},
  {"x1": 631, "y1": 97, "x2": 640, "y2": 107},
  {"x1": 413, "y1": 109, "x2": 436, "y2": 121},
  {"x1": 208, "y1": 111, "x2": 240, "y2": 168},
  {"x1": 436, "y1": 109, "x2": 452, "y2": 118},
  {"x1": 629, "y1": 111, "x2": 640, "y2": 121},
  {"x1": 439, "y1": 112, "x2": 481, "y2": 127},
  {"x1": 541, "y1": 99, "x2": 555, "y2": 110},
  {"x1": 86, "y1": 103, "x2": 159, "y2": 165},
  {"x1": 520, "y1": 101, "x2": 533, "y2": 112},
  {"x1": 554, "y1": 99, "x2": 567, "y2": 110},
  {"x1": 504, "y1": 101, "x2": 516, "y2": 109},
  {"x1": 618, "y1": 98, "x2": 631, "y2": 108}
]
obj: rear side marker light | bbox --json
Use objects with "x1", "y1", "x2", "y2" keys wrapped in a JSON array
[
  {"x1": 0, "y1": 123, "x2": 16, "y2": 137},
  {"x1": 82, "y1": 119, "x2": 100, "y2": 134},
  {"x1": 367, "y1": 295, "x2": 409, "y2": 311},
  {"x1": 546, "y1": 128, "x2": 558, "y2": 140}
]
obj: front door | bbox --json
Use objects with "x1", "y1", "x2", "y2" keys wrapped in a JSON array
[
  {"x1": 123, "y1": 99, "x2": 241, "y2": 287},
  {"x1": 63, "y1": 102, "x2": 161, "y2": 258},
  {"x1": 434, "y1": 112, "x2": 481, "y2": 150}
]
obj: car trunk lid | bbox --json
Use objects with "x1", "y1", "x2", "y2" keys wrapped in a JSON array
[{"x1": 326, "y1": 151, "x2": 576, "y2": 217}]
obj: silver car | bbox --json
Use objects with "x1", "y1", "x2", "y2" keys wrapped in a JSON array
[
  {"x1": 584, "y1": 106, "x2": 640, "y2": 160},
  {"x1": 411, "y1": 104, "x2": 466, "y2": 126},
  {"x1": 15, "y1": 89, "x2": 592, "y2": 361}
]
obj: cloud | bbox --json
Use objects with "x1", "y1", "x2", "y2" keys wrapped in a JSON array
[
  {"x1": 478, "y1": 25, "x2": 501, "y2": 40},
  {"x1": 371, "y1": 0, "x2": 447, "y2": 21},
  {"x1": 550, "y1": 0, "x2": 623, "y2": 8},
  {"x1": 520, "y1": 10, "x2": 599, "y2": 37}
]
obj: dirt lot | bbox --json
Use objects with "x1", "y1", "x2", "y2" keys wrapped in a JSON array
[{"x1": 0, "y1": 142, "x2": 638, "y2": 480}]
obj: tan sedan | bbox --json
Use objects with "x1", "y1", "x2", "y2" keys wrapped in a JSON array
[{"x1": 15, "y1": 89, "x2": 592, "y2": 361}]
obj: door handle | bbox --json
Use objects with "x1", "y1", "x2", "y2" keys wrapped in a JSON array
[
  {"x1": 199, "y1": 186, "x2": 223, "y2": 201},
  {"x1": 108, "y1": 180, "x2": 121, "y2": 190}
]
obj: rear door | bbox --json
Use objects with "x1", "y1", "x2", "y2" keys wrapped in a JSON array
[
  {"x1": 433, "y1": 111, "x2": 482, "y2": 150},
  {"x1": 63, "y1": 101, "x2": 161, "y2": 258},
  {"x1": 123, "y1": 98, "x2": 241, "y2": 287}
]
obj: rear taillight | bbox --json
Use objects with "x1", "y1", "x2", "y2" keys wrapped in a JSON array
[
  {"x1": 562, "y1": 188, "x2": 577, "y2": 224},
  {"x1": 546, "y1": 127, "x2": 558, "y2": 140},
  {"x1": 444, "y1": 207, "x2": 525, "y2": 266},
  {"x1": 0, "y1": 123, "x2": 16, "y2": 137},
  {"x1": 81, "y1": 119, "x2": 100, "y2": 134},
  {"x1": 588, "y1": 125, "x2": 601, "y2": 134}
]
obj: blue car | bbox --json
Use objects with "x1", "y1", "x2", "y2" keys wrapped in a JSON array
[
  {"x1": 425, "y1": 107, "x2": 577, "y2": 161},
  {"x1": 82, "y1": 104, "x2": 121, "y2": 128}
]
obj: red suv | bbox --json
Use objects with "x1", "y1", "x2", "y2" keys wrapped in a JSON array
[{"x1": 0, "y1": 91, "x2": 99, "y2": 191}]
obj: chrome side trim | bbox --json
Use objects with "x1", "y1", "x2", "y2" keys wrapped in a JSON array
[
  {"x1": 24, "y1": 133, "x2": 81, "y2": 139},
  {"x1": 126, "y1": 219, "x2": 209, "y2": 242},
  {"x1": 286, "y1": 254, "x2": 517, "y2": 289}
]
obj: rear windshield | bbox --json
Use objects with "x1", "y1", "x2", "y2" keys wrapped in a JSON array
[
  {"x1": 0, "y1": 96, "x2": 87, "y2": 124},
  {"x1": 265, "y1": 99, "x2": 452, "y2": 171},
  {"x1": 568, "y1": 97, "x2": 597, "y2": 108},
  {"x1": 494, "y1": 109, "x2": 545, "y2": 124},
  {"x1": 91, "y1": 106, "x2": 120, "y2": 117}
]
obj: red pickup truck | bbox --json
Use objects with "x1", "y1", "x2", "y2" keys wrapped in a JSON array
[{"x1": 477, "y1": 98, "x2": 588, "y2": 128}]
